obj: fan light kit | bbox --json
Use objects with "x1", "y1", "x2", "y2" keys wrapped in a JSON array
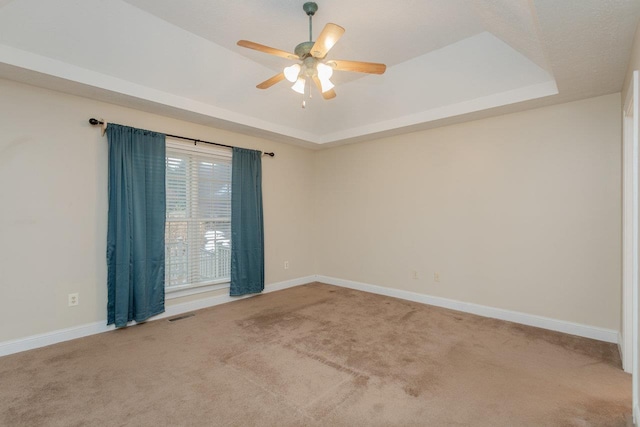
[{"x1": 237, "y1": 2, "x2": 386, "y2": 107}]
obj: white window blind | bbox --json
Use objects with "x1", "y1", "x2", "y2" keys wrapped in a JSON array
[{"x1": 165, "y1": 142, "x2": 232, "y2": 292}]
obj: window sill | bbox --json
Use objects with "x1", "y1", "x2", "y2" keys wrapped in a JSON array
[{"x1": 166, "y1": 282, "x2": 230, "y2": 300}]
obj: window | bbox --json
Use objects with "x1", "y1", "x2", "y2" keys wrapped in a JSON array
[{"x1": 165, "y1": 141, "x2": 232, "y2": 295}]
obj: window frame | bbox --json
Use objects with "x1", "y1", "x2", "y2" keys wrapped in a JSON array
[{"x1": 164, "y1": 139, "x2": 232, "y2": 300}]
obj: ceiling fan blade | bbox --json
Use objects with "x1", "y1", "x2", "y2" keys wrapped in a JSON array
[
  {"x1": 322, "y1": 88, "x2": 337, "y2": 100},
  {"x1": 257, "y1": 72, "x2": 286, "y2": 89},
  {"x1": 312, "y1": 76, "x2": 337, "y2": 100},
  {"x1": 329, "y1": 60, "x2": 386, "y2": 74},
  {"x1": 311, "y1": 23, "x2": 345, "y2": 59},
  {"x1": 237, "y1": 40, "x2": 298, "y2": 60}
]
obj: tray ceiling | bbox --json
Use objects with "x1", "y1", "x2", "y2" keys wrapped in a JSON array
[{"x1": 0, "y1": 0, "x2": 638, "y2": 147}]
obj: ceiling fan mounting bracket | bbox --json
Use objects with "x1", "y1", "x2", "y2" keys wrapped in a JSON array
[{"x1": 303, "y1": 2, "x2": 318, "y2": 17}]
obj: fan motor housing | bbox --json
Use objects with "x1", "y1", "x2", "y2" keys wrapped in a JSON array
[
  {"x1": 303, "y1": 57, "x2": 318, "y2": 77},
  {"x1": 294, "y1": 41, "x2": 315, "y2": 58}
]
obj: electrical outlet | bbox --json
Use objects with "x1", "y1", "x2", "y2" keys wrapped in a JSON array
[
  {"x1": 284, "y1": 261, "x2": 289, "y2": 270},
  {"x1": 68, "y1": 293, "x2": 79, "y2": 307},
  {"x1": 434, "y1": 273, "x2": 440, "y2": 282}
]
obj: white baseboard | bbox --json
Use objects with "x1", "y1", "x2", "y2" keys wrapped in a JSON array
[
  {"x1": 0, "y1": 274, "x2": 620, "y2": 358},
  {"x1": 317, "y1": 275, "x2": 619, "y2": 344},
  {"x1": 618, "y1": 331, "x2": 632, "y2": 373},
  {"x1": 0, "y1": 276, "x2": 314, "y2": 358},
  {"x1": 160, "y1": 275, "x2": 315, "y2": 317},
  {"x1": 0, "y1": 320, "x2": 110, "y2": 359}
]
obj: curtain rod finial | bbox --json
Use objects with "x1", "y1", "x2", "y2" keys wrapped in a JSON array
[{"x1": 89, "y1": 118, "x2": 107, "y2": 135}]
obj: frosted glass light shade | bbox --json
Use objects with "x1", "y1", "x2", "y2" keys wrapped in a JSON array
[
  {"x1": 292, "y1": 78, "x2": 306, "y2": 94},
  {"x1": 319, "y1": 77, "x2": 334, "y2": 93},
  {"x1": 284, "y1": 64, "x2": 301, "y2": 83},
  {"x1": 317, "y1": 62, "x2": 333, "y2": 80}
]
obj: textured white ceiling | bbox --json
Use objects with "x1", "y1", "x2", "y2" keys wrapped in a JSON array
[{"x1": 0, "y1": 0, "x2": 638, "y2": 146}]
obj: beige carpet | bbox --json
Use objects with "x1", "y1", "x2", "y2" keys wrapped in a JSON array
[{"x1": 0, "y1": 282, "x2": 632, "y2": 426}]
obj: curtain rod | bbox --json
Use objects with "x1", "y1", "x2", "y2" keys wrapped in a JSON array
[{"x1": 88, "y1": 118, "x2": 275, "y2": 157}]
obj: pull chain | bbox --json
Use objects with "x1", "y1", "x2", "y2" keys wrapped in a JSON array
[{"x1": 301, "y1": 79, "x2": 312, "y2": 108}]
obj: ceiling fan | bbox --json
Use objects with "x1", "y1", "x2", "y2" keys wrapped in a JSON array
[{"x1": 237, "y1": 2, "x2": 386, "y2": 106}]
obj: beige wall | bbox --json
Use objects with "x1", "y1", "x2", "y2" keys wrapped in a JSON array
[
  {"x1": 0, "y1": 78, "x2": 623, "y2": 343},
  {"x1": 314, "y1": 93, "x2": 622, "y2": 330},
  {"x1": 0, "y1": 79, "x2": 316, "y2": 342}
]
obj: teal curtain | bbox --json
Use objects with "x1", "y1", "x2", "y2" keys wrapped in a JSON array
[
  {"x1": 107, "y1": 124, "x2": 166, "y2": 327},
  {"x1": 230, "y1": 148, "x2": 264, "y2": 296}
]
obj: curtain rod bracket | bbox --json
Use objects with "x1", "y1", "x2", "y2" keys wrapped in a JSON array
[{"x1": 89, "y1": 117, "x2": 107, "y2": 135}]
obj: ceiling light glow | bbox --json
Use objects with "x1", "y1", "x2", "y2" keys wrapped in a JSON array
[
  {"x1": 284, "y1": 64, "x2": 301, "y2": 83},
  {"x1": 316, "y1": 62, "x2": 333, "y2": 80},
  {"x1": 319, "y1": 77, "x2": 334, "y2": 93},
  {"x1": 292, "y1": 78, "x2": 306, "y2": 94}
]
